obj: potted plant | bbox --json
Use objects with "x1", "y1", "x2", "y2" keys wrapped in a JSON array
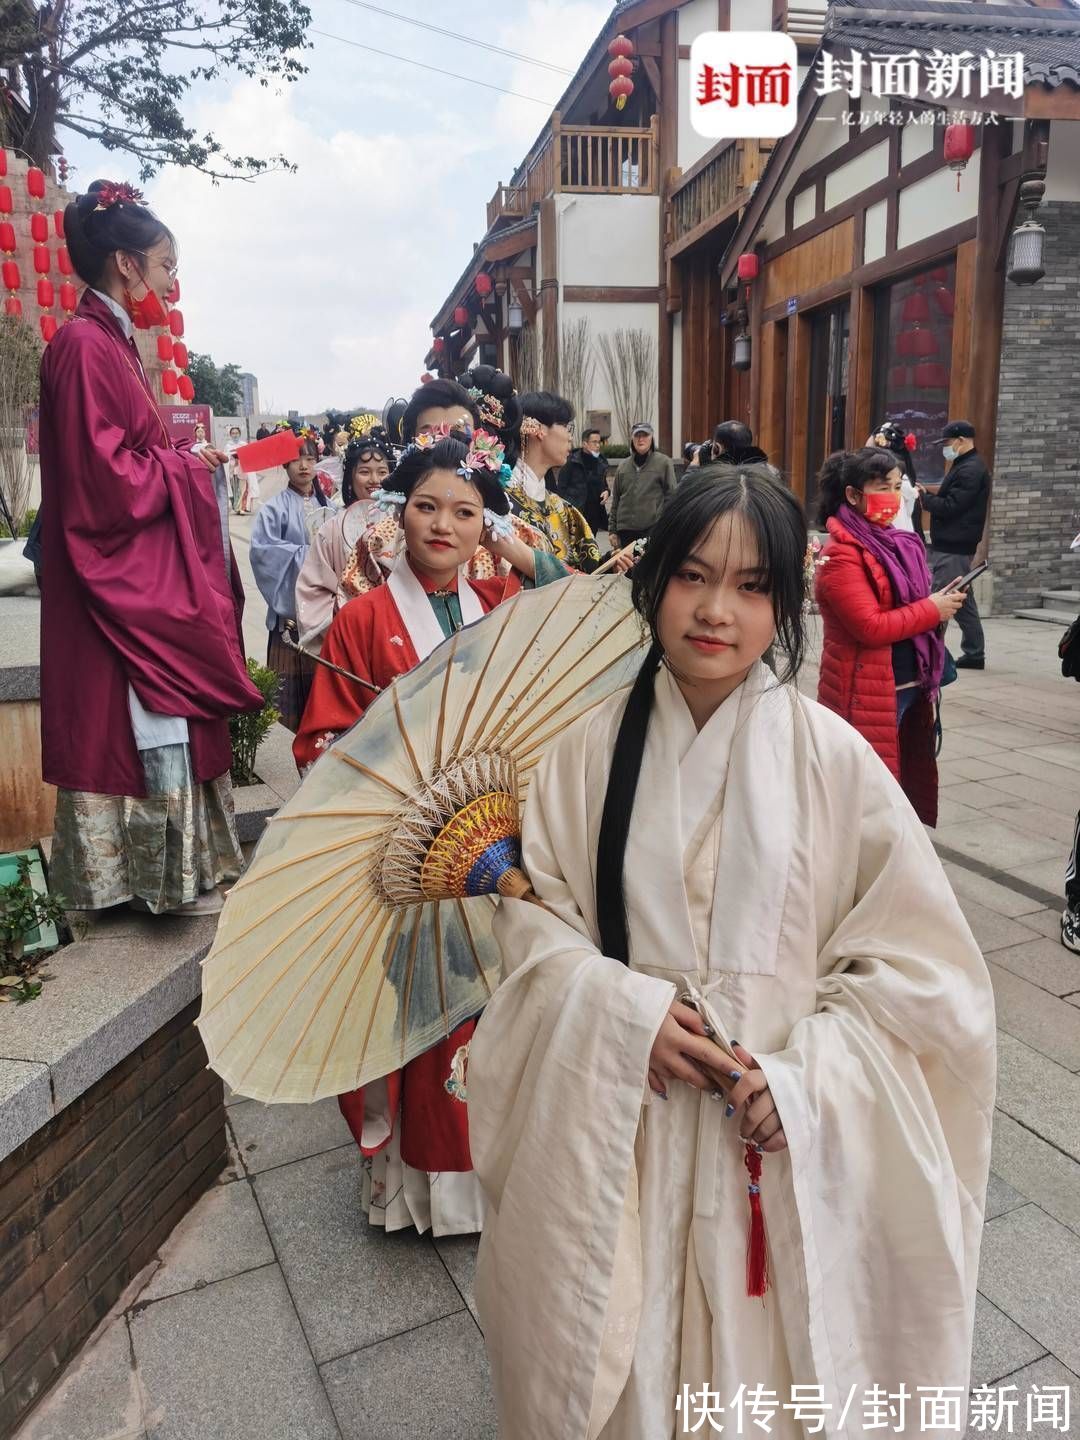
[
  {"x1": 229, "y1": 657, "x2": 280, "y2": 787},
  {"x1": 0, "y1": 850, "x2": 67, "y2": 1004}
]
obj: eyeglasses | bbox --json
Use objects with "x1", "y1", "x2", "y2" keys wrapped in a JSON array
[{"x1": 132, "y1": 249, "x2": 179, "y2": 279}]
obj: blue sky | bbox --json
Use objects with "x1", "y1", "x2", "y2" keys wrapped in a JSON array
[{"x1": 62, "y1": 0, "x2": 610, "y2": 415}]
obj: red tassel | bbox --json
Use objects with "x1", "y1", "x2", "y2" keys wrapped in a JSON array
[{"x1": 744, "y1": 1144, "x2": 769, "y2": 1298}]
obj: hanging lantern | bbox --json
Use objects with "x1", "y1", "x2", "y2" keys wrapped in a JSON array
[
  {"x1": 736, "y1": 253, "x2": 760, "y2": 282},
  {"x1": 37, "y1": 277, "x2": 54, "y2": 308},
  {"x1": 433, "y1": 335, "x2": 446, "y2": 355},
  {"x1": 57, "y1": 246, "x2": 73, "y2": 276},
  {"x1": 1007, "y1": 177, "x2": 1047, "y2": 287},
  {"x1": 888, "y1": 365, "x2": 912, "y2": 392},
  {"x1": 2, "y1": 259, "x2": 20, "y2": 292},
  {"x1": 167, "y1": 279, "x2": 180, "y2": 303},
  {"x1": 475, "y1": 272, "x2": 493, "y2": 297},
  {"x1": 901, "y1": 292, "x2": 930, "y2": 324},
  {"x1": 54, "y1": 209, "x2": 65, "y2": 238},
  {"x1": 26, "y1": 167, "x2": 46, "y2": 200},
  {"x1": 0, "y1": 186, "x2": 12, "y2": 215},
  {"x1": 169, "y1": 309, "x2": 184, "y2": 337},
  {"x1": 608, "y1": 56, "x2": 633, "y2": 80},
  {"x1": 0, "y1": 222, "x2": 14, "y2": 254},
  {"x1": 172, "y1": 341, "x2": 189, "y2": 370},
  {"x1": 943, "y1": 123, "x2": 975, "y2": 189},
  {"x1": 59, "y1": 281, "x2": 77, "y2": 312},
  {"x1": 4, "y1": 296, "x2": 21, "y2": 318},
  {"x1": 608, "y1": 33, "x2": 634, "y2": 60},
  {"x1": 157, "y1": 334, "x2": 174, "y2": 362},
  {"x1": 453, "y1": 305, "x2": 470, "y2": 327},
  {"x1": 177, "y1": 374, "x2": 195, "y2": 402},
  {"x1": 609, "y1": 74, "x2": 634, "y2": 111},
  {"x1": 914, "y1": 361, "x2": 949, "y2": 389},
  {"x1": 30, "y1": 212, "x2": 48, "y2": 243},
  {"x1": 161, "y1": 369, "x2": 179, "y2": 396},
  {"x1": 40, "y1": 315, "x2": 57, "y2": 342},
  {"x1": 732, "y1": 332, "x2": 752, "y2": 371},
  {"x1": 896, "y1": 328, "x2": 938, "y2": 359},
  {"x1": 929, "y1": 266, "x2": 949, "y2": 283},
  {"x1": 0, "y1": 152, "x2": 6, "y2": 178},
  {"x1": 933, "y1": 286, "x2": 954, "y2": 318},
  {"x1": 33, "y1": 245, "x2": 50, "y2": 275}
]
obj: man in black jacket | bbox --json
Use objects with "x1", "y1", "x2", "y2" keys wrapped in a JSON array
[
  {"x1": 555, "y1": 427, "x2": 608, "y2": 536},
  {"x1": 918, "y1": 419, "x2": 990, "y2": 669}
]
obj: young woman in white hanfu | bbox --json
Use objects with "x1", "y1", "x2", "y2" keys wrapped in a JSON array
[{"x1": 467, "y1": 468, "x2": 996, "y2": 1440}]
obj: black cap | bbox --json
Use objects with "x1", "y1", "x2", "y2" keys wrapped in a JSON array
[{"x1": 940, "y1": 420, "x2": 976, "y2": 440}]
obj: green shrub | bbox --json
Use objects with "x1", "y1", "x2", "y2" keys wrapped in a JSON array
[
  {"x1": 602, "y1": 443, "x2": 630, "y2": 459},
  {"x1": 229, "y1": 658, "x2": 279, "y2": 786},
  {"x1": 17, "y1": 508, "x2": 36, "y2": 537}
]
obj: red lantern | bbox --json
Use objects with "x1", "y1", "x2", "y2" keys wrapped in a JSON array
[
  {"x1": 944, "y1": 124, "x2": 975, "y2": 187},
  {"x1": 896, "y1": 328, "x2": 938, "y2": 359},
  {"x1": 40, "y1": 315, "x2": 57, "y2": 342},
  {"x1": 914, "y1": 361, "x2": 949, "y2": 389},
  {"x1": 33, "y1": 245, "x2": 50, "y2": 275},
  {"x1": 433, "y1": 336, "x2": 446, "y2": 355},
  {"x1": 737, "y1": 253, "x2": 760, "y2": 282},
  {"x1": 177, "y1": 374, "x2": 195, "y2": 402},
  {"x1": 30, "y1": 212, "x2": 48, "y2": 243},
  {"x1": 53, "y1": 209, "x2": 65, "y2": 238},
  {"x1": 169, "y1": 309, "x2": 184, "y2": 337},
  {"x1": 0, "y1": 186, "x2": 12, "y2": 215},
  {"x1": 4, "y1": 296, "x2": 21, "y2": 318},
  {"x1": 475, "y1": 272, "x2": 493, "y2": 297},
  {"x1": 609, "y1": 75, "x2": 634, "y2": 111},
  {"x1": 26, "y1": 167, "x2": 46, "y2": 200},
  {"x1": 901, "y1": 292, "x2": 930, "y2": 324},
  {"x1": 421, "y1": 372, "x2": 435, "y2": 383},
  {"x1": 161, "y1": 369, "x2": 179, "y2": 396},
  {"x1": 0, "y1": 152, "x2": 6, "y2": 178},
  {"x1": 167, "y1": 279, "x2": 180, "y2": 303},
  {"x1": 157, "y1": 334, "x2": 174, "y2": 362},
  {"x1": 933, "y1": 286, "x2": 954, "y2": 318},
  {"x1": 57, "y1": 246, "x2": 73, "y2": 276},
  {"x1": 608, "y1": 33, "x2": 634, "y2": 60},
  {"x1": 453, "y1": 305, "x2": 470, "y2": 327},
  {"x1": 37, "y1": 277, "x2": 54, "y2": 308},
  {"x1": 0, "y1": 222, "x2": 14, "y2": 254},
  {"x1": 2, "y1": 259, "x2": 20, "y2": 292},
  {"x1": 930, "y1": 266, "x2": 949, "y2": 283},
  {"x1": 59, "y1": 281, "x2": 77, "y2": 312},
  {"x1": 172, "y1": 341, "x2": 188, "y2": 370},
  {"x1": 888, "y1": 366, "x2": 911, "y2": 392},
  {"x1": 608, "y1": 56, "x2": 633, "y2": 80}
]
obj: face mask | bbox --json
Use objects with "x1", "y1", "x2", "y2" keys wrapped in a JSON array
[
  {"x1": 123, "y1": 281, "x2": 168, "y2": 330},
  {"x1": 943, "y1": 445, "x2": 958, "y2": 461},
  {"x1": 864, "y1": 492, "x2": 901, "y2": 526}
]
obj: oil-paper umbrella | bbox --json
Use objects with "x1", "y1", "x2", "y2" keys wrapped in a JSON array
[{"x1": 197, "y1": 574, "x2": 648, "y2": 1104}]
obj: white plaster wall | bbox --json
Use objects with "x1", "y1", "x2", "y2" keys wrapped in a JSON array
[
  {"x1": 901, "y1": 118, "x2": 936, "y2": 169},
  {"x1": 897, "y1": 151, "x2": 981, "y2": 250},
  {"x1": 672, "y1": 310, "x2": 684, "y2": 452},
  {"x1": 791, "y1": 187, "x2": 815, "y2": 230},
  {"x1": 678, "y1": 0, "x2": 718, "y2": 44},
  {"x1": 556, "y1": 194, "x2": 660, "y2": 288},
  {"x1": 757, "y1": 87, "x2": 850, "y2": 245},
  {"x1": 864, "y1": 198, "x2": 888, "y2": 264},
  {"x1": 1047, "y1": 121, "x2": 1080, "y2": 204},
  {"x1": 560, "y1": 299, "x2": 660, "y2": 442},
  {"x1": 823, "y1": 139, "x2": 890, "y2": 209},
  {"x1": 677, "y1": 58, "x2": 717, "y2": 171},
  {"x1": 729, "y1": 0, "x2": 774, "y2": 30}
]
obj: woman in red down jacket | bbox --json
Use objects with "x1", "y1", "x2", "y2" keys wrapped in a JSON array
[{"x1": 814, "y1": 447, "x2": 966, "y2": 826}]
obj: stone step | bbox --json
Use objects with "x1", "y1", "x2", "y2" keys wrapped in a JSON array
[
  {"x1": 1014, "y1": 607, "x2": 1076, "y2": 625},
  {"x1": 1041, "y1": 590, "x2": 1080, "y2": 605}
]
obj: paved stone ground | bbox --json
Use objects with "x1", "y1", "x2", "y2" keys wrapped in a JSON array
[{"x1": 15, "y1": 582, "x2": 1080, "y2": 1435}]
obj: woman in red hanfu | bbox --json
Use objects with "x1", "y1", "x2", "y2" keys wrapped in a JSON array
[
  {"x1": 294, "y1": 428, "x2": 568, "y2": 1235},
  {"x1": 38, "y1": 181, "x2": 261, "y2": 917}
]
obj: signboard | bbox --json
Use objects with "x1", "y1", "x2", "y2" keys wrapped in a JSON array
[
  {"x1": 786, "y1": 296, "x2": 798, "y2": 316},
  {"x1": 157, "y1": 403, "x2": 213, "y2": 446}
]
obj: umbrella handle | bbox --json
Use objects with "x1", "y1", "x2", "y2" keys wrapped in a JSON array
[
  {"x1": 495, "y1": 866, "x2": 548, "y2": 908},
  {"x1": 592, "y1": 538, "x2": 646, "y2": 577},
  {"x1": 280, "y1": 621, "x2": 381, "y2": 693}
]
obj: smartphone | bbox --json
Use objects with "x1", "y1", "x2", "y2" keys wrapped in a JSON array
[{"x1": 943, "y1": 561, "x2": 988, "y2": 594}]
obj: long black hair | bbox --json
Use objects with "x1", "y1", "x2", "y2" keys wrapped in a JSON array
[
  {"x1": 816, "y1": 446, "x2": 900, "y2": 528},
  {"x1": 342, "y1": 428, "x2": 394, "y2": 506},
  {"x1": 381, "y1": 435, "x2": 511, "y2": 516},
  {"x1": 401, "y1": 379, "x2": 480, "y2": 444},
  {"x1": 64, "y1": 181, "x2": 175, "y2": 288},
  {"x1": 596, "y1": 467, "x2": 807, "y2": 965}
]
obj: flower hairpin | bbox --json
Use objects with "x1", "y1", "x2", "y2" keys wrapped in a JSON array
[
  {"x1": 466, "y1": 386, "x2": 484, "y2": 402},
  {"x1": 349, "y1": 413, "x2": 380, "y2": 440},
  {"x1": 459, "y1": 429, "x2": 506, "y2": 478},
  {"x1": 371, "y1": 486, "x2": 406, "y2": 519},
  {"x1": 93, "y1": 182, "x2": 144, "y2": 211},
  {"x1": 519, "y1": 416, "x2": 545, "y2": 440},
  {"x1": 483, "y1": 509, "x2": 515, "y2": 541},
  {"x1": 499, "y1": 463, "x2": 513, "y2": 490}
]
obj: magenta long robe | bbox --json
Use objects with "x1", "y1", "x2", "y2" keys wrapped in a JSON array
[{"x1": 38, "y1": 291, "x2": 262, "y2": 797}]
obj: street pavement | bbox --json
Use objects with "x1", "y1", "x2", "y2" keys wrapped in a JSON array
[{"x1": 14, "y1": 537, "x2": 1080, "y2": 1438}]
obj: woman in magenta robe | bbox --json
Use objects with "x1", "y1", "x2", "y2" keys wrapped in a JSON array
[{"x1": 39, "y1": 180, "x2": 262, "y2": 916}]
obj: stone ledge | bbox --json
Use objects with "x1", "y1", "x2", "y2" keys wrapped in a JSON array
[
  {"x1": 0, "y1": 596, "x2": 41, "y2": 702},
  {"x1": 0, "y1": 911, "x2": 218, "y2": 1164}
]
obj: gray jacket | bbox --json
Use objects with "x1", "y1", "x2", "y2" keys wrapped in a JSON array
[{"x1": 610, "y1": 450, "x2": 677, "y2": 534}]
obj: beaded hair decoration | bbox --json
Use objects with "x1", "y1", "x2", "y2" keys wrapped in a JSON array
[
  {"x1": 467, "y1": 386, "x2": 507, "y2": 431},
  {"x1": 371, "y1": 427, "x2": 514, "y2": 538},
  {"x1": 519, "y1": 416, "x2": 545, "y2": 440}
]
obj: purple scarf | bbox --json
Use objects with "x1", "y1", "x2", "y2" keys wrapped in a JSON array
[{"x1": 837, "y1": 503, "x2": 944, "y2": 693}]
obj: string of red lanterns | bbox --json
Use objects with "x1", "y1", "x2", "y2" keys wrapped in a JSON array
[{"x1": 608, "y1": 34, "x2": 635, "y2": 111}]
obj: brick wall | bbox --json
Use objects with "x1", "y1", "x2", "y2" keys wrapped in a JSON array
[
  {"x1": 991, "y1": 201, "x2": 1080, "y2": 613},
  {"x1": 0, "y1": 1002, "x2": 226, "y2": 1438}
]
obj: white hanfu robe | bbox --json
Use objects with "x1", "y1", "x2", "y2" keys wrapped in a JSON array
[
  {"x1": 468, "y1": 662, "x2": 996, "y2": 1440},
  {"x1": 294, "y1": 500, "x2": 373, "y2": 651}
]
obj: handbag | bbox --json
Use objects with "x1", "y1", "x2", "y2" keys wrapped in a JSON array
[
  {"x1": 940, "y1": 647, "x2": 958, "y2": 687},
  {"x1": 1059, "y1": 615, "x2": 1080, "y2": 680}
]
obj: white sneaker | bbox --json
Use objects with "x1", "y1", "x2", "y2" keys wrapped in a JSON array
[
  {"x1": 1062, "y1": 909, "x2": 1080, "y2": 955},
  {"x1": 168, "y1": 890, "x2": 225, "y2": 917}
]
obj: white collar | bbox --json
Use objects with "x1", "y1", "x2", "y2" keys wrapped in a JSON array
[
  {"x1": 513, "y1": 458, "x2": 548, "y2": 505},
  {"x1": 90, "y1": 288, "x2": 133, "y2": 339}
]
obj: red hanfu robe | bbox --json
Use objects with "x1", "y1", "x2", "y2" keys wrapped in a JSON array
[
  {"x1": 38, "y1": 291, "x2": 261, "y2": 797},
  {"x1": 294, "y1": 561, "x2": 524, "y2": 1176}
]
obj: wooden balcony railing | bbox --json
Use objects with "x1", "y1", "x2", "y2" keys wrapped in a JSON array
[
  {"x1": 668, "y1": 137, "x2": 775, "y2": 251},
  {"x1": 486, "y1": 113, "x2": 659, "y2": 229}
]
